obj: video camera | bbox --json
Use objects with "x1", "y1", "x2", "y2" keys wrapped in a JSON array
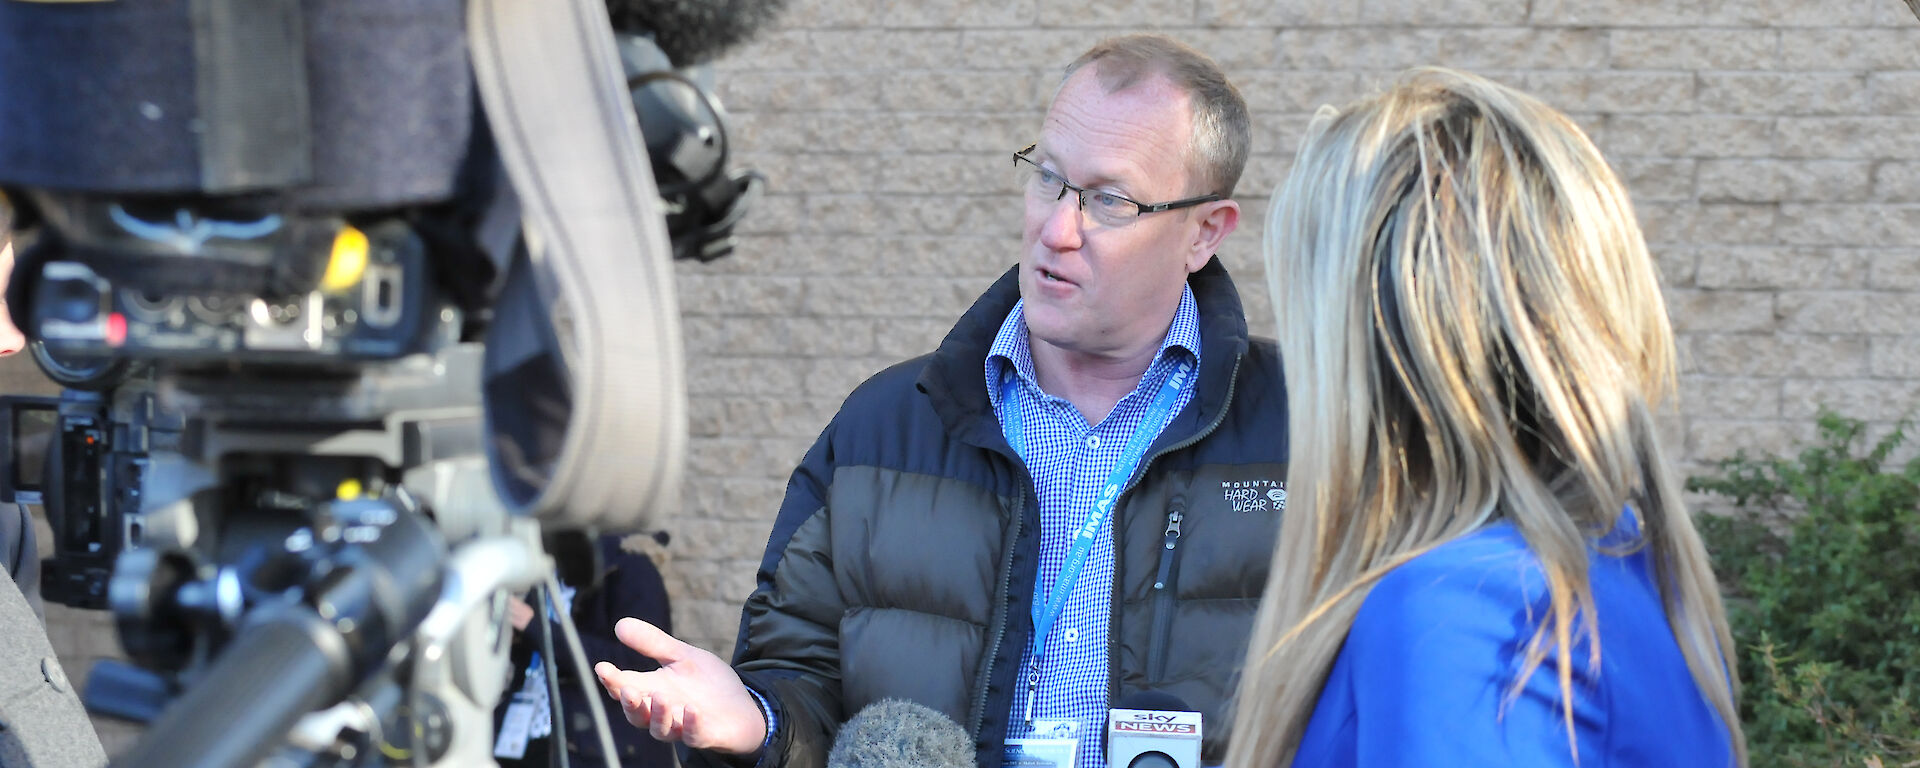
[{"x1": 0, "y1": 0, "x2": 775, "y2": 765}]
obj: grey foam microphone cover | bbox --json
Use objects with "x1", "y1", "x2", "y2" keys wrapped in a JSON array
[{"x1": 827, "y1": 698, "x2": 976, "y2": 768}]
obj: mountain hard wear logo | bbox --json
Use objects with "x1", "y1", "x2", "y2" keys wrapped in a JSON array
[{"x1": 1221, "y1": 479, "x2": 1285, "y2": 512}]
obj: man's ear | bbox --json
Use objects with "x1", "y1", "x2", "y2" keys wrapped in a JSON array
[{"x1": 1186, "y1": 199, "x2": 1240, "y2": 272}]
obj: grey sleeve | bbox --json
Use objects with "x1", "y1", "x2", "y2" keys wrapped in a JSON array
[
  {"x1": 0, "y1": 567, "x2": 106, "y2": 768},
  {"x1": 0, "y1": 504, "x2": 38, "y2": 623}
]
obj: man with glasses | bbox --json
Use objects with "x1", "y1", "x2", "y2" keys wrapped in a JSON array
[{"x1": 596, "y1": 35, "x2": 1288, "y2": 768}]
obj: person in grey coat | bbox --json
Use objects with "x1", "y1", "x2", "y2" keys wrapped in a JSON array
[{"x1": 0, "y1": 234, "x2": 106, "y2": 768}]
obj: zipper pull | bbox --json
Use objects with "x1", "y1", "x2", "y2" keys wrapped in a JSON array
[{"x1": 1155, "y1": 507, "x2": 1184, "y2": 590}]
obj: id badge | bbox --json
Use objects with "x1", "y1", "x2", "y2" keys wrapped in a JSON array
[
  {"x1": 1004, "y1": 718, "x2": 1080, "y2": 768},
  {"x1": 493, "y1": 700, "x2": 537, "y2": 759}
]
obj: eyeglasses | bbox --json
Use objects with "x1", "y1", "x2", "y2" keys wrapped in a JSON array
[{"x1": 1012, "y1": 144, "x2": 1222, "y2": 227}]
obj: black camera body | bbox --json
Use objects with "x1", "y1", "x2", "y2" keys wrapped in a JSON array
[
  {"x1": 0, "y1": 0, "x2": 766, "y2": 763},
  {"x1": 0, "y1": 372, "x2": 179, "y2": 610}
]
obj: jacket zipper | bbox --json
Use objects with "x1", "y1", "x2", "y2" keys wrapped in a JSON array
[
  {"x1": 1147, "y1": 500, "x2": 1184, "y2": 680},
  {"x1": 971, "y1": 480, "x2": 1028, "y2": 743},
  {"x1": 1105, "y1": 353, "x2": 1244, "y2": 704}
]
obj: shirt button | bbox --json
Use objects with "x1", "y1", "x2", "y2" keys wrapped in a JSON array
[
  {"x1": 1086, "y1": 435, "x2": 1100, "y2": 449},
  {"x1": 1063, "y1": 627, "x2": 1079, "y2": 643}
]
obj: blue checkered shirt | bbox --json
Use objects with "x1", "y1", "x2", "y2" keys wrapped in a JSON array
[{"x1": 985, "y1": 286, "x2": 1201, "y2": 768}]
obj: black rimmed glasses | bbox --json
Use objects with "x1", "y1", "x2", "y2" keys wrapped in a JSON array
[{"x1": 1012, "y1": 144, "x2": 1222, "y2": 227}]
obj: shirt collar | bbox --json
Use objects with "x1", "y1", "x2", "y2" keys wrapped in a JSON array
[{"x1": 985, "y1": 284, "x2": 1201, "y2": 409}]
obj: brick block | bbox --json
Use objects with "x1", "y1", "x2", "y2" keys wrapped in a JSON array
[
  {"x1": 720, "y1": 71, "x2": 882, "y2": 112},
  {"x1": 710, "y1": 29, "x2": 812, "y2": 72},
  {"x1": 1873, "y1": 162, "x2": 1920, "y2": 201},
  {"x1": 681, "y1": 478, "x2": 789, "y2": 524},
  {"x1": 791, "y1": 30, "x2": 955, "y2": 70},
  {"x1": 1686, "y1": 418, "x2": 1815, "y2": 463},
  {"x1": 1238, "y1": 152, "x2": 1294, "y2": 199},
  {"x1": 1868, "y1": 72, "x2": 1920, "y2": 115},
  {"x1": 1435, "y1": 28, "x2": 1608, "y2": 70},
  {"x1": 677, "y1": 598, "x2": 752, "y2": 657},
  {"x1": 1781, "y1": 30, "x2": 1920, "y2": 70},
  {"x1": 1359, "y1": 0, "x2": 1530, "y2": 25},
  {"x1": 1236, "y1": 70, "x2": 1374, "y2": 115},
  {"x1": 1778, "y1": 117, "x2": 1920, "y2": 160},
  {"x1": 1604, "y1": 116, "x2": 1775, "y2": 158},
  {"x1": 882, "y1": 71, "x2": 1040, "y2": 112},
  {"x1": 1781, "y1": 378, "x2": 1920, "y2": 420},
  {"x1": 688, "y1": 437, "x2": 814, "y2": 479},
  {"x1": 1694, "y1": 246, "x2": 1871, "y2": 289},
  {"x1": 892, "y1": 113, "x2": 1037, "y2": 154},
  {"x1": 803, "y1": 356, "x2": 904, "y2": 398},
  {"x1": 732, "y1": 111, "x2": 900, "y2": 154},
  {"x1": 881, "y1": 0, "x2": 1034, "y2": 27},
  {"x1": 1607, "y1": 29, "x2": 1778, "y2": 70},
  {"x1": 874, "y1": 316, "x2": 962, "y2": 358},
  {"x1": 1174, "y1": 29, "x2": 1283, "y2": 69},
  {"x1": 1678, "y1": 375, "x2": 1782, "y2": 419},
  {"x1": 675, "y1": 275, "x2": 806, "y2": 316},
  {"x1": 688, "y1": 357, "x2": 808, "y2": 397},
  {"x1": 1635, "y1": 202, "x2": 1693, "y2": 244},
  {"x1": 684, "y1": 316, "x2": 881, "y2": 358},
  {"x1": 777, "y1": 0, "x2": 883, "y2": 27},
  {"x1": 1698, "y1": 160, "x2": 1872, "y2": 204},
  {"x1": 868, "y1": 30, "x2": 969, "y2": 70},
  {"x1": 1616, "y1": 157, "x2": 1695, "y2": 202},
  {"x1": 1746, "y1": 0, "x2": 1880, "y2": 27},
  {"x1": 885, "y1": 152, "x2": 1020, "y2": 196},
  {"x1": 1870, "y1": 251, "x2": 1920, "y2": 289},
  {"x1": 1197, "y1": 0, "x2": 1362, "y2": 25},
  {"x1": 1524, "y1": 71, "x2": 1696, "y2": 114},
  {"x1": 1039, "y1": 0, "x2": 1196, "y2": 28},
  {"x1": 845, "y1": 235, "x2": 1016, "y2": 278},
  {"x1": 1529, "y1": 0, "x2": 1712, "y2": 27},
  {"x1": 1277, "y1": 29, "x2": 1443, "y2": 70},
  {"x1": 1651, "y1": 246, "x2": 1700, "y2": 287},
  {"x1": 958, "y1": 29, "x2": 1103, "y2": 72},
  {"x1": 690, "y1": 397, "x2": 840, "y2": 439},
  {"x1": 1665, "y1": 289, "x2": 1777, "y2": 332},
  {"x1": 1697, "y1": 73, "x2": 1866, "y2": 116},
  {"x1": 803, "y1": 276, "x2": 983, "y2": 317},
  {"x1": 667, "y1": 562, "x2": 761, "y2": 618},
  {"x1": 1777, "y1": 204, "x2": 1920, "y2": 247},
  {"x1": 1694, "y1": 204, "x2": 1784, "y2": 246},
  {"x1": 1777, "y1": 290, "x2": 1920, "y2": 333},
  {"x1": 873, "y1": 195, "x2": 1020, "y2": 238},
  {"x1": 1686, "y1": 333, "x2": 1870, "y2": 376},
  {"x1": 733, "y1": 193, "x2": 807, "y2": 236},
  {"x1": 1872, "y1": 336, "x2": 1920, "y2": 377}
]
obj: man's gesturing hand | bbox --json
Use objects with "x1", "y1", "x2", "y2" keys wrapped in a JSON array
[{"x1": 594, "y1": 617, "x2": 769, "y2": 756}]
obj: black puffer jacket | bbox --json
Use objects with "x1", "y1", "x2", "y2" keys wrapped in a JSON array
[{"x1": 702, "y1": 258, "x2": 1288, "y2": 768}]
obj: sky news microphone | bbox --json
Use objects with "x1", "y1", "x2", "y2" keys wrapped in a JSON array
[
  {"x1": 1108, "y1": 691, "x2": 1202, "y2": 768},
  {"x1": 826, "y1": 698, "x2": 975, "y2": 768}
]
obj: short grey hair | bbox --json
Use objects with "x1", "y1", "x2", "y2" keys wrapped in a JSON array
[{"x1": 1061, "y1": 34, "x2": 1252, "y2": 197}]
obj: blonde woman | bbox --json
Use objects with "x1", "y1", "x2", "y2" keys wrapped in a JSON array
[{"x1": 1228, "y1": 69, "x2": 1745, "y2": 767}]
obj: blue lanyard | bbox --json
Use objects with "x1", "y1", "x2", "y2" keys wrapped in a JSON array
[{"x1": 1000, "y1": 356, "x2": 1193, "y2": 722}]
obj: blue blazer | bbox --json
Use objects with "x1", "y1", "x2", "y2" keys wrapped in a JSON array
[{"x1": 1290, "y1": 519, "x2": 1736, "y2": 767}]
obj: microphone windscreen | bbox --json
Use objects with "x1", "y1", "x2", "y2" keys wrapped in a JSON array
[
  {"x1": 604, "y1": 0, "x2": 789, "y2": 66},
  {"x1": 827, "y1": 698, "x2": 975, "y2": 768}
]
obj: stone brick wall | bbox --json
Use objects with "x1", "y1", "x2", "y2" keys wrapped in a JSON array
[{"x1": 15, "y1": 0, "x2": 1920, "y2": 757}]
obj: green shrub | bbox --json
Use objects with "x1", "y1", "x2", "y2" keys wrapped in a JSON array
[{"x1": 1688, "y1": 412, "x2": 1920, "y2": 768}]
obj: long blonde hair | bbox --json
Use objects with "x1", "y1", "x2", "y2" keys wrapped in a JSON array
[{"x1": 1227, "y1": 68, "x2": 1745, "y2": 767}]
